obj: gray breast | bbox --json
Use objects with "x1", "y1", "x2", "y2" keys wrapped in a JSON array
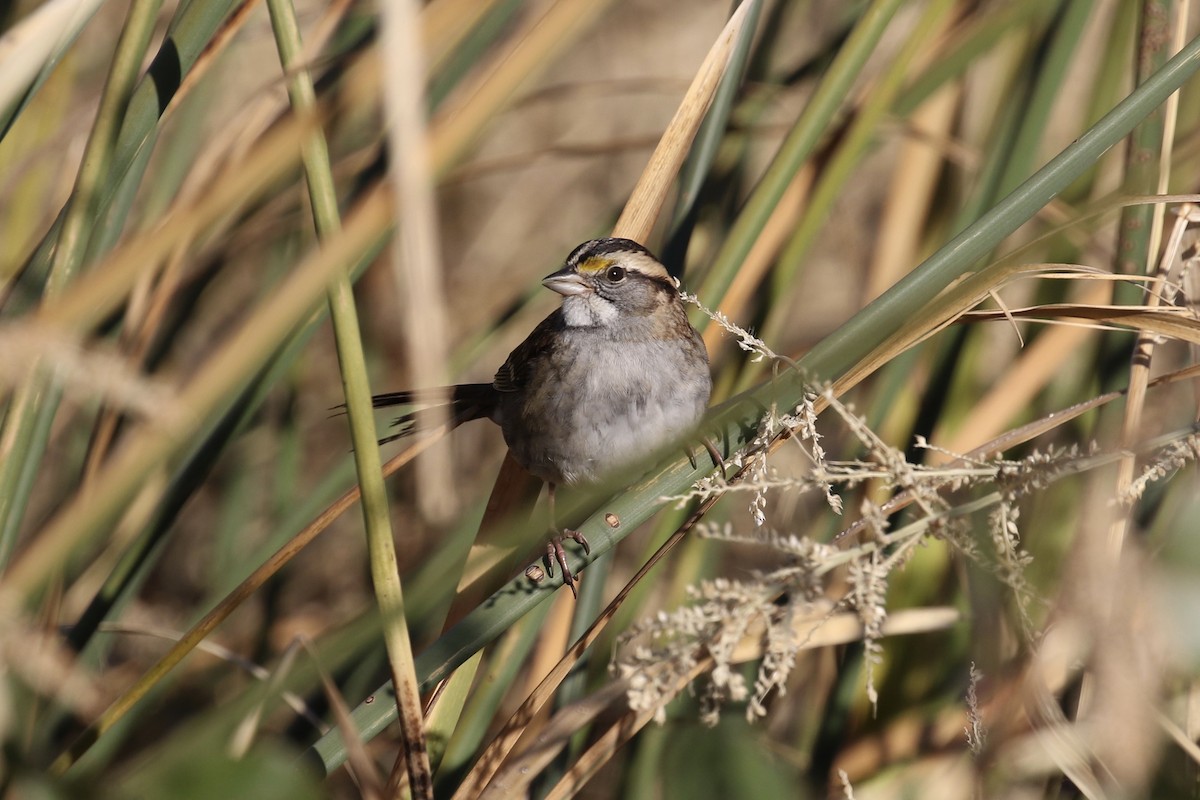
[{"x1": 499, "y1": 334, "x2": 710, "y2": 486}]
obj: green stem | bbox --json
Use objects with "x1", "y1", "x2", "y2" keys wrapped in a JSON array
[
  {"x1": 1115, "y1": 0, "x2": 1170, "y2": 292},
  {"x1": 266, "y1": 0, "x2": 431, "y2": 794}
]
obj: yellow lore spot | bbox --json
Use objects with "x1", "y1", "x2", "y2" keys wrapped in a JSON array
[{"x1": 576, "y1": 256, "x2": 614, "y2": 275}]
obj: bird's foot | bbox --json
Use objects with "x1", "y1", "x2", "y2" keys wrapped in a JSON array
[{"x1": 543, "y1": 529, "x2": 591, "y2": 598}]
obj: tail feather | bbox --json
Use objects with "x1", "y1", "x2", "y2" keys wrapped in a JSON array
[{"x1": 372, "y1": 383, "x2": 496, "y2": 445}]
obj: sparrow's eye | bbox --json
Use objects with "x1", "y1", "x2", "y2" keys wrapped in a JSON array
[{"x1": 605, "y1": 266, "x2": 626, "y2": 283}]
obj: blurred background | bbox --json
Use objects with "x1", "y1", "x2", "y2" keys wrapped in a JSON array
[{"x1": 5, "y1": 0, "x2": 1200, "y2": 797}]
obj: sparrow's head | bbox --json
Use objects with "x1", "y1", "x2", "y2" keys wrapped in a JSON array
[{"x1": 543, "y1": 238, "x2": 680, "y2": 330}]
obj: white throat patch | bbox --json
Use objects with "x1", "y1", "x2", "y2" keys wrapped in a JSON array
[{"x1": 561, "y1": 294, "x2": 618, "y2": 327}]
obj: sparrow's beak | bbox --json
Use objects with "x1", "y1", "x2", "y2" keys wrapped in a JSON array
[{"x1": 542, "y1": 269, "x2": 591, "y2": 297}]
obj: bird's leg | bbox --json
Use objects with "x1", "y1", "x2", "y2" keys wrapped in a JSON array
[{"x1": 542, "y1": 482, "x2": 590, "y2": 597}]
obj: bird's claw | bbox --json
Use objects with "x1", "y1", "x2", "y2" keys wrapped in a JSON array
[
  {"x1": 543, "y1": 529, "x2": 591, "y2": 598},
  {"x1": 703, "y1": 436, "x2": 728, "y2": 475},
  {"x1": 685, "y1": 437, "x2": 727, "y2": 474}
]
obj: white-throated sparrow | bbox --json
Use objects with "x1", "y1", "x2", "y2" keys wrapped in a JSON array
[{"x1": 372, "y1": 237, "x2": 713, "y2": 594}]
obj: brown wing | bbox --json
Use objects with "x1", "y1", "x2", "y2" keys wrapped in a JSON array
[{"x1": 493, "y1": 309, "x2": 563, "y2": 393}]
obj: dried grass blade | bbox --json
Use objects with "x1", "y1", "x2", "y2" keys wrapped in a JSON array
[
  {"x1": 612, "y1": 0, "x2": 754, "y2": 241},
  {"x1": 964, "y1": 304, "x2": 1200, "y2": 345}
]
